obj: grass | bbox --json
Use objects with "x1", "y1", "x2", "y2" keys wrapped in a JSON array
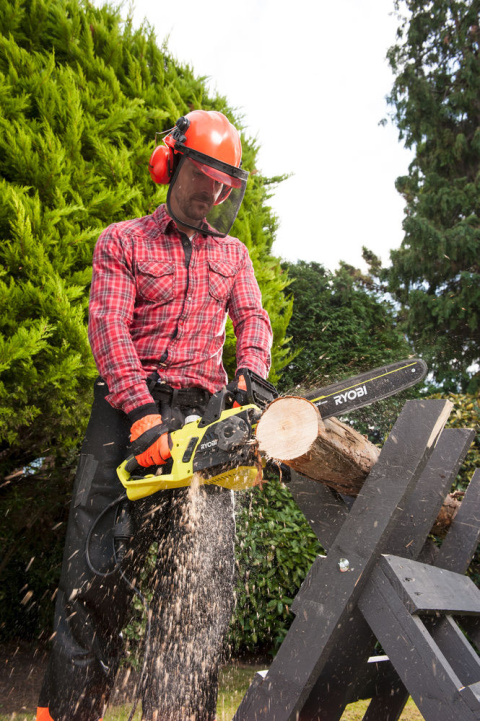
[
  {"x1": 215, "y1": 664, "x2": 424, "y2": 721},
  {"x1": 0, "y1": 664, "x2": 424, "y2": 721}
]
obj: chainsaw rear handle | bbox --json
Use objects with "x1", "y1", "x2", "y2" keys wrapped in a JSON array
[
  {"x1": 117, "y1": 454, "x2": 157, "y2": 489},
  {"x1": 124, "y1": 454, "x2": 142, "y2": 475}
]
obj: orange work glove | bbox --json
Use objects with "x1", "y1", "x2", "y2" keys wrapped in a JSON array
[
  {"x1": 226, "y1": 370, "x2": 249, "y2": 408},
  {"x1": 129, "y1": 414, "x2": 172, "y2": 468}
]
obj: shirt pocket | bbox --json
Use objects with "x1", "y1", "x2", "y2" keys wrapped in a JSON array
[
  {"x1": 207, "y1": 259, "x2": 237, "y2": 303},
  {"x1": 136, "y1": 261, "x2": 175, "y2": 304}
]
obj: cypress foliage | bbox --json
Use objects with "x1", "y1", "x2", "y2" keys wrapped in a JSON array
[{"x1": 0, "y1": 0, "x2": 291, "y2": 640}]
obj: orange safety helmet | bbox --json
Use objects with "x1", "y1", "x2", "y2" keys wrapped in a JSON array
[
  {"x1": 148, "y1": 111, "x2": 249, "y2": 237},
  {"x1": 149, "y1": 110, "x2": 244, "y2": 188}
]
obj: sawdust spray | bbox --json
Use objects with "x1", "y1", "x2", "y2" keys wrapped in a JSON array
[{"x1": 134, "y1": 475, "x2": 236, "y2": 721}]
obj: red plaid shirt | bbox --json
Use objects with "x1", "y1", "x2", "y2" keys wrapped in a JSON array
[{"x1": 88, "y1": 205, "x2": 272, "y2": 414}]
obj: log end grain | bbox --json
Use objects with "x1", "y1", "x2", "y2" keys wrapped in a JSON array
[{"x1": 255, "y1": 396, "x2": 324, "y2": 460}]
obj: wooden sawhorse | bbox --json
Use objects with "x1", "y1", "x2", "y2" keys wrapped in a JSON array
[{"x1": 234, "y1": 399, "x2": 480, "y2": 721}]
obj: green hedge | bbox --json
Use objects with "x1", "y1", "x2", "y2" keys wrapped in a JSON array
[{"x1": 228, "y1": 473, "x2": 322, "y2": 656}]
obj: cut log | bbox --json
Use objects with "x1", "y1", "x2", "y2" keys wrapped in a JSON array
[
  {"x1": 430, "y1": 492, "x2": 463, "y2": 537},
  {"x1": 255, "y1": 396, "x2": 463, "y2": 535},
  {"x1": 256, "y1": 396, "x2": 380, "y2": 497}
]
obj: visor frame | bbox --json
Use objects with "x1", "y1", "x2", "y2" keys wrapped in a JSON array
[
  {"x1": 173, "y1": 142, "x2": 249, "y2": 187},
  {"x1": 189, "y1": 158, "x2": 243, "y2": 191}
]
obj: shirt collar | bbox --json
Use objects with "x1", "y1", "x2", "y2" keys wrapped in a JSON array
[
  {"x1": 153, "y1": 204, "x2": 177, "y2": 235},
  {"x1": 154, "y1": 204, "x2": 200, "y2": 241}
]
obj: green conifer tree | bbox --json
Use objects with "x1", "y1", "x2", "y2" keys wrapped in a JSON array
[{"x1": 384, "y1": 0, "x2": 480, "y2": 392}]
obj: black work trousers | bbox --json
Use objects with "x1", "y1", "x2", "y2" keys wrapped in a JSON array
[{"x1": 39, "y1": 378, "x2": 236, "y2": 721}]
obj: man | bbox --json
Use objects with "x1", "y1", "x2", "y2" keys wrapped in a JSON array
[{"x1": 37, "y1": 110, "x2": 273, "y2": 721}]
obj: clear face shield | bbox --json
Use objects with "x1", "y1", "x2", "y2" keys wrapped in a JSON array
[{"x1": 166, "y1": 148, "x2": 248, "y2": 238}]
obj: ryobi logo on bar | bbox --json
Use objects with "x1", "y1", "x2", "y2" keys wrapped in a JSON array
[{"x1": 334, "y1": 385, "x2": 368, "y2": 406}]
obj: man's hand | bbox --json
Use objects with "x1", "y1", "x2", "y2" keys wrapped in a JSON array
[
  {"x1": 129, "y1": 414, "x2": 172, "y2": 467},
  {"x1": 226, "y1": 369, "x2": 249, "y2": 407}
]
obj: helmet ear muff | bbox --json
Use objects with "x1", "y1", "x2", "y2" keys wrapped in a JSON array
[{"x1": 148, "y1": 145, "x2": 174, "y2": 185}]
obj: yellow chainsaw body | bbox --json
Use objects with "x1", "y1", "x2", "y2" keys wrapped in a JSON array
[{"x1": 117, "y1": 404, "x2": 260, "y2": 501}]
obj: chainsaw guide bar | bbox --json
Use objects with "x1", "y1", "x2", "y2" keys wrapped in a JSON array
[{"x1": 305, "y1": 358, "x2": 428, "y2": 419}]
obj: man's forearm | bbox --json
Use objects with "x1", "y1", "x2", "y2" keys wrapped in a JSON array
[{"x1": 234, "y1": 309, "x2": 273, "y2": 379}]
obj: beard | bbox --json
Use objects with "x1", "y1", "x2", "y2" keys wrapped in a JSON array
[{"x1": 184, "y1": 193, "x2": 215, "y2": 220}]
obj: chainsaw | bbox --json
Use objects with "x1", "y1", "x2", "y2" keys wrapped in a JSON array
[{"x1": 117, "y1": 358, "x2": 427, "y2": 500}]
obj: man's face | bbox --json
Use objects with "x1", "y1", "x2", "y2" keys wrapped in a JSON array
[{"x1": 169, "y1": 158, "x2": 223, "y2": 227}]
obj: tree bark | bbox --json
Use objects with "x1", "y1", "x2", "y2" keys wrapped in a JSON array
[{"x1": 430, "y1": 492, "x2": 463, "y2": 537}]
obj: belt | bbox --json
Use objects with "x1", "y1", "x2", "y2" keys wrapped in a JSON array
[{"x1": 149, "y1": 378, "x2": 211, "y2": 407}]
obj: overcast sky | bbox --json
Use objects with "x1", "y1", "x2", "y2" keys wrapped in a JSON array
[{"x1": 127, "y1": 0, "x2": 413, "y2": 271}]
